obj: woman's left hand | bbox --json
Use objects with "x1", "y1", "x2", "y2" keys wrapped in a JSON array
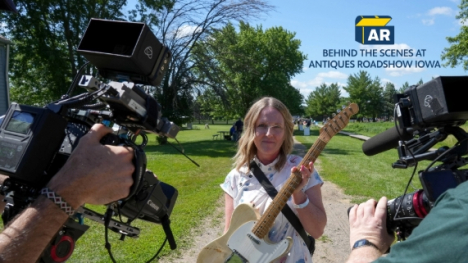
[{"x1": 291, "y1": 161, "x2": 314, "y2": 194}]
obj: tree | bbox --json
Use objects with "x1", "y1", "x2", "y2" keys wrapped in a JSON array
[
  {"x1": 343, "y1": 71, "x2": 383, "y2": 121},
  {"x1": 442, "y1": 0, "x2": 468, "y2": 70},
  {"x1": 0, "y1": 0, "x2": 171, "y2": 106},
  {"x1": 398, "y1": 81, "x2": 410, "y2": 93},
  {"x1": 305, "y1": 83, "x2": 341, "y2": 120},
  {"x1": 192, "y1": 22, "x2": 306, "y2": 117},
  {"x1": 149, "y1": 0, "x2": 272, "y2": 124},
  {"x1": 382, "y1": 82, "x2": 396, "y2": 119}
]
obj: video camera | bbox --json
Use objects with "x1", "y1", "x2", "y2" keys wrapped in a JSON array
[
  {"x1": 362, "y1": 76, "x2": 468, "y2": 240},
  {"x1": 0, "y1": 19, "x2": 179, "y2": 262}
]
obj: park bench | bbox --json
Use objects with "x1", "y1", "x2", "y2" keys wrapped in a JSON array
[{"x1": 212, "y1": 134, "x2": 219, "y2": 140}]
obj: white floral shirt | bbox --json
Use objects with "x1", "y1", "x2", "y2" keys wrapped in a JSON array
[{"x1": 221, "y1": 155, "x2": 323, "y2": 263}]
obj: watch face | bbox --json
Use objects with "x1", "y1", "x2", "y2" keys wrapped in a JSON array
[
  {"x1": 353, "y1": 239, "x2": 378, "y2": 250},
  {"x1": 354, "y1": 239, "x2": 367, "y2": 248}
]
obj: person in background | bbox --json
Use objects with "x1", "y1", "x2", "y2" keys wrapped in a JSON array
[
  {"x1": 221, "y1": 97, "x2": 327, "y2": 263},
  {"x1": 233, "y1": 117, "x2": 244, "y2": 141},
  {"x1": 229, "y1": 124, "x2": 236, "y2": 141}
]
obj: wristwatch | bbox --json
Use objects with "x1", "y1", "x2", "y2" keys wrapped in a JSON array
[{"x1": 352, "y1": 239, "x2": 379, "y2": 251}]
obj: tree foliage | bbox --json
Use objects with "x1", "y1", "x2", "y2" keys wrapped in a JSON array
[
  {"x1": 343, "y1": 71, "x2": 383, "y2": 121},
  {"x1": 382, "y1": 82, "x2": 396, "y2": 118},
  {"x1": 0, "y1": 0, "x2": 171, "y2": 106},
  {"x1": 398, "y1": 81, "x2": 409, "y2": 93},
  {"x1": 441, "y1": 0, "x2": 468, "y2": 70},
  {"x1": 148, "y1": 0, "x2": 273, "y2": 123},
  {"x1": 305, "y1": 83, "x2": 341, "y2": 120},
  {"x1": 191, "y1": 22, "x2": 306, "y2": 117}
]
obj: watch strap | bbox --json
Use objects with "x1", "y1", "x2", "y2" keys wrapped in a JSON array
[{"x1": 352, "y1": 239, "x2": 379, "y2": 251}]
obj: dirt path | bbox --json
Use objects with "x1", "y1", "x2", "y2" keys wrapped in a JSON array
[{"x1": 159, "y1": 138, "x2": 353, "y2": 263}]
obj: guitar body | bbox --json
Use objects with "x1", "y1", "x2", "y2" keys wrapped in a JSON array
[
  {"x1": 197, "y1": 203, "x2": 260, "y2": 263},
  {"x1": 227, "y1": 221, "x2": 292, "y2": 262}
]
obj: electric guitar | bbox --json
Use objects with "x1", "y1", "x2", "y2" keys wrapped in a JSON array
[{"x1": 197, "y1": 103, "x2": 359, "y2": 263}]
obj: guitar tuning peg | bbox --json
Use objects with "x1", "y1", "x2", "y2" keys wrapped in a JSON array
[
  {"x1": 342, "y1": 105, "x2": 346, "y2": 109},
  {"x1": 332, "y1": 113, "x2": 336, "y2": 117},
  {"x1": 337, "y1": 109, "x2": 341, "y2": 113}
]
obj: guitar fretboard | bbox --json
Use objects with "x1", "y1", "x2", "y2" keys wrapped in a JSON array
[{"x1": 250, "y1": 103, "x2": 358, "y2": 239}]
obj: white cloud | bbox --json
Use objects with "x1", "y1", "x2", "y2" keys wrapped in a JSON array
[
  {"x1": 316, "y1": 71, "x2": 348, "y2": 79},
  {"x1": 422, "y1": 18, "x2": 435, "y2": 25},
  {"x1": 385, "y1": 63, "x2": 425, "y2": 76},
  {"x1": 291, "y1": 71, "x2": 349, "y2": 98},
  {"x1": 428, "y1": 7, "x2": 454, "y2": 16},
  {"x1": 421, "y1": 6, "x2": 455, "y2": 26},
  {"x1": 457, "y1": 18, "x2": 468, "y2": 26},
  {"x1": 171, "y1": 24, "x2": 201, "y2": 39},
  {"x1": 381, "y1": 78, "x2": 394, "y2": 85}
]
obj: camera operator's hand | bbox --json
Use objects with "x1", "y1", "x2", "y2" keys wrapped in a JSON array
[
  {"x1": 0, "y1": 123, "x2": 135, "y2": 263},
  {"x1": 346, "y1": 197, "x2": 395, "y2": 263},
  {"x1": 47, "y1": 123, "x2": 135, "y2": 208}
]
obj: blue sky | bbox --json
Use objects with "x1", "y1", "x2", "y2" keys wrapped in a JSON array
[{"x1": 255, "y1": 0, "x2": 467, "y2": 98}]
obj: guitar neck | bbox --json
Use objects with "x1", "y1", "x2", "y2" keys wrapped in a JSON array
[
  {"x1": 251, "y1": 137, "x2": 328, "y2": 239},
  {"x1": 250, "y1": 103, "x2": 358, "y2": 239}
]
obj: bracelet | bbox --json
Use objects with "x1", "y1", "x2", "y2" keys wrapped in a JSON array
[
  {"x1": 40, "y1": 187, "x2": 75, "y2": 216},
  {"x1": 293, "y1": 196, "x2": 309, "y2": 209}
]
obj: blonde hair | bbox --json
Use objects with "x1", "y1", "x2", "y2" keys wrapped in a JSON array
[{"x1": 233, "y1": 97, "x2": 294, "y2": 171}]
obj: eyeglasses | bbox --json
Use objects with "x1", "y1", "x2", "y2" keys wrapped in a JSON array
[{"x1": 255, "y1": 124, "x2": 284, "y2": 135}]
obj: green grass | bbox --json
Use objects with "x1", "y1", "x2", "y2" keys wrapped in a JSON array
[
  {"x1": 68, "y1": 125, "x2": 237, "y2": 262},
  {"x1": 294, "y1": 126, "x2": 425, "y2": 204},
  {"x1": 6, "y1": 121, "x2": 464, "y2": 261},
  {"x1": 343, "y1": 121, "x2": 396, "y2": 137}
]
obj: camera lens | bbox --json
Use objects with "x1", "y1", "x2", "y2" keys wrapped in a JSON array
[{"x1": 386, "y1": 189, "x2": 432, "y2": 238}]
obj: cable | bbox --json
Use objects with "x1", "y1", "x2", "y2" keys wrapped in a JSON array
[
  {"x1": 423, "y1": 136, "x2": 468, "y2": 173},
  {"x1": 392, "y1": 104, "x2": 421, "y2": 225},
  {"x1": 66, "y1": 61, "x2": 90, "y2": 97},
  {"x1": 167, "y1": 138, "x2": 200, "y2": 167}
]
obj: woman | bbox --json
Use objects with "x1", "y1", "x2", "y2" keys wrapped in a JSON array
[{"x1": 221, "y1": 97, "x2": 327, "y2": 263}]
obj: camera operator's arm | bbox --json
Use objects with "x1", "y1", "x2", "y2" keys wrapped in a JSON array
[
  {"x1": 0, "y1": 124, "x2": 134, "y2": 262},
  {"x1": 346, "y1": 197, "x2": 394, "y2": 263},
  {"x1": 0, "y1": 174, "x2": 7, "y2": 213}
]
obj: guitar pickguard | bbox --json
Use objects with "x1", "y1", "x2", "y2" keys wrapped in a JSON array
[{"x1": 227, "y1": 221, "x2": 292, "y2": 263}]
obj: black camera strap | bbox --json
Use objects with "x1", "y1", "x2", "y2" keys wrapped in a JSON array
[{"x1": 249, "y1": 161, "x2": 315, "y2": 255}]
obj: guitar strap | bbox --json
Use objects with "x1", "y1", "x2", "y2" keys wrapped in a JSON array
[{"x1": 249, "y1": 161, "x2": 315, "y2": 256}]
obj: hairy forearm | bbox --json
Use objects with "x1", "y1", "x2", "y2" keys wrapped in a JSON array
[
  {"x1": 346, "y1": 247, "x2": 383, "y2": 263},
  {"x1": 0, "y1": 196, "x2": 68, "y2": 262},
  {"x1": 0, "y1": 174, "x2": 8, "y2": 213}
]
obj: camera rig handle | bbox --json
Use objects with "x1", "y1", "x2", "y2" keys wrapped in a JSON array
[
  {"x1": 100, "y1": 133, "x2": 147, "y2": 201},
  {"x1": 393, "y1": 126, "x2": 468, "y2": 169}
]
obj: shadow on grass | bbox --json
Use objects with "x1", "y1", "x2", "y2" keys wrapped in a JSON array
[{"x1": 145, "y1": 139, "x2": 238, "y2": 158}]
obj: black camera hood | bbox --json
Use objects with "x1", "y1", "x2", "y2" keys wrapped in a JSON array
[{"x1": 77, "y1": 19, "x2": 171, "y2": 86}]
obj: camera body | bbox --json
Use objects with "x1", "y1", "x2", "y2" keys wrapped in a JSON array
[
  {"x1": 367, "y1": 76, "x2": 468, "y2": 240},
  {"x1": 0, "y1": 19, "x2": 180, "y2": 262}
]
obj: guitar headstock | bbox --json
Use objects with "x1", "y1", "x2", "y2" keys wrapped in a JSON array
[{"x1": 319, "y1": 103, "x2": 359, "y2": 142}]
